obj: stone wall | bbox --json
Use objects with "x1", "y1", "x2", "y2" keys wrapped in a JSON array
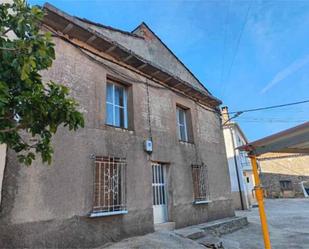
[
  {"x1": 0, "y1": 36, "x2": 234, "y2": 248},
  {"x1": 258, "y1": 153, "x2": 309, "y2": 198}
]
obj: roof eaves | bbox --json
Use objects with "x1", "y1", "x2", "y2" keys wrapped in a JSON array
[{"x1": 43, "y1": 3, "x2": 221, "y2": 107}]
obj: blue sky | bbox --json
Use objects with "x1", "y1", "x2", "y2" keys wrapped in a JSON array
[{"x1": 29, "y1": 0, "x2": 309, "y2": 141}]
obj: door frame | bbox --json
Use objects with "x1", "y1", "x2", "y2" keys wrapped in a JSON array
[{"x1": 151, "y1": 162, "x2": 169, "y2": 224}]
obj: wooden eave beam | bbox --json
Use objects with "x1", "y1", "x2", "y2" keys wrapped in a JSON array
[
  {"x1": 86, "y1": 35, "x2": 97, "y2": 43},
  {"x1": 43, "y1": 4, "x2": 221, "y2": 108},
  {"x1": 62, "y1": 23, "x2": 74, "y2": 33}
]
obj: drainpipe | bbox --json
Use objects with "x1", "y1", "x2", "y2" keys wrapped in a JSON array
[{"x1": 229, "y1": 127, "x2": 245, "y2": 210}]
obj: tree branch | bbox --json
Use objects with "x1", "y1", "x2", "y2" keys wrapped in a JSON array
[
  {"x1": 0, "y1": 47, "x2": 16, "y2": 51},
  {"x1": 1, "y1": 28, "x2": 13, "y2": 37},
  {"x1": 0, "y1": 124, "x2": 25, "y2": 133}
]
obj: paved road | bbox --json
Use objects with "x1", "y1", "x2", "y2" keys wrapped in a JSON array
[{"x1": 221, "y1": 198, "x2": 309, "y2": 249}]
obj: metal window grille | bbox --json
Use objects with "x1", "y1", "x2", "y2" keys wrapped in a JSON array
[
  {"x1": 192, "y1": 164, "x2": 208, "y2": 201},
  {"x1": 92, "y1": 156, "x2": 127, "y2": 213}
]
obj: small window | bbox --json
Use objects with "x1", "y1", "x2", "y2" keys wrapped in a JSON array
[
  {"x1": 91, "y1": 156, "x2": 127, "y2": 216},
  {"x1": 192, "y1": 164, "x2": 208, "y2": 203},
  {"x1": 106, "y1": 82, "x2": 128, "y2": 128},
  {"x1": 280, "y1": 180, "x2": 292, "y2": 191},
  {"x1": 176, "y1": 106, "x2": 189, "y2": 142}
]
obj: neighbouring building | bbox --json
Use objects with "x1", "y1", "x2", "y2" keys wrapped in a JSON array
[
  {"x1": 258, "y1": 153, "x2": 309, "y2": 198},
  {"x1": 221, "y1": 107, "x2": 256, "y2": 210},
  {"x1": 0, "y1": 3, "x2": 235, "y2": 248}
]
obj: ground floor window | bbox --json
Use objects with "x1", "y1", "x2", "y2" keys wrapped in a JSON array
[
  {"x1": 192, "y1": 164, "x2": 208, "y2": 203},
  {"x1": 280, "y1": 180, "x2": 292, "y2": 191},
  {"x1": 91, "y1": 156, "x2": 127, "y2": 216}
]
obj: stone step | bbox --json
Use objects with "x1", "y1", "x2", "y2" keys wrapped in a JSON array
[
  {"x1": 174, "y1": 216, "x2": 248, "y2": 240},
  {"x1": 197, "y1": 216, "x2": 248, "y2": 236}
]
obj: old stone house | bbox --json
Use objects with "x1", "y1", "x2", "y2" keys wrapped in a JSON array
[
  {"x1": 258, "y1": 153, "x2": 309, "y2": 198},
  {"x1": 0, "y1": 3, "x2": 235, "y2": 248}
]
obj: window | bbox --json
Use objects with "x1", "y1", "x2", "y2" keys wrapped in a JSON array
[
  {"x1": 280, "y1": 180, "x2": 292, "y2": 191},
  {"x1": 176, "y1": 106, "x2": 189, "y2": 142},
  {"x1": 91, "y1": 156, "x2": 127, "y2": 217},
  {"x1": 192, "y1": 164, "x2": 208, "y2": 203},
  {"x1": 106, "y1": 82, "x2": 128, "y2": 129},
  {"x1": 239, "y1": 151, "x2": 251, "y2": 168}
]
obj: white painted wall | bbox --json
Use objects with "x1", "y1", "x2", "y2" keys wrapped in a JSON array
[
  {"x1": 0, "y1": 144, "x2": 7, "y2": 204},
  {"x1": 223, "y1": 128, "x2": 241, "y2": 192},
  {"x1": 223, "y1": 123, "x2": 256, "y2": 209}
]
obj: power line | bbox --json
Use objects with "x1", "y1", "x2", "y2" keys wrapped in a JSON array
[
  {"x1": 220, "y1": 0, "x2": 230, "y2": 86},
  {"x1": 228, "y1": 99, "x2": 309, "y2": 114},
  {"x1": 222, "y1": 1, "x2": 253, "y2": 97},
  {"x1": 223, "y1": 99, "x2": 309, "y2": 125}
]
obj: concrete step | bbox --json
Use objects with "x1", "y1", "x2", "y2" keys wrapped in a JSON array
[
  {"x1": 174, "y1": 227, "x2": 206, "y2": 240},
  {"x1": 174, "y1": 216, "x2": 248, "y2": 240},
  {"x1": 196, "y1": 235, "x2": 223, "y2": 248},
  {"x1": 197, "y1": 216, "x2": 248, "y2": 236},
  {"x1": 154, "y1": 222, "x2": 176, "y2": 231}
]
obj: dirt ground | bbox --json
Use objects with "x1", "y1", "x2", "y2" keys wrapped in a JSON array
[
  {"x1": 101, "y1": 199, "x2": 309, "y2": 249},
  {"x1": 100, "y1": 231, "x2": 205, "y2": 249},
  {"x1": 221, "y1": 198, "x2": 309, "y2": 249}
]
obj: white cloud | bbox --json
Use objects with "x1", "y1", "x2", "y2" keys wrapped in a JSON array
[{"x1": 261, "y1": 54, "x2": 309, "y2": 94}]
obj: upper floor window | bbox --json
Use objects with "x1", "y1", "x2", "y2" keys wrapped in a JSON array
[
  {"x1": 106, "y1": 82, "x2": 128, "y2": 129},
  {"x1": 176, "y1": 106, "x2": 189, "y2": 142}
]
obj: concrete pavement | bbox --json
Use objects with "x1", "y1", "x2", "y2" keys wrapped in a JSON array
[{"x1": 221, "y1": 198, "x2": 309, "y2": 249}]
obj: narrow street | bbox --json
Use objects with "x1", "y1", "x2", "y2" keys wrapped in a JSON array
[{"x1": 221, "y1": 199, "x2": 309, "y2": 249}]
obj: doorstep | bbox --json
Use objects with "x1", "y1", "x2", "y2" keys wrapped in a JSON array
[{"x1": 154, "y1": 222, "x2": 176, "y2": 231}]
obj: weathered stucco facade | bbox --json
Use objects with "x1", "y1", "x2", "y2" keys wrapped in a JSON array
[
  {"x1": 0, "y1": 4, "x2": 234, "y2": 248},
  {"x1": 258, "y1": 153, "x2": 309, "y2": 198}
]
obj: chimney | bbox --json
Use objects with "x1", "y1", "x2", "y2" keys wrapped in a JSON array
[{"x1": 221, "y1": 106, "x2": 230, "y2": 125}]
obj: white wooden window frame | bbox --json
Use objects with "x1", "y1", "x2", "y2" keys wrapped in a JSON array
[
  {"x1": 106, "y1": 82, "x2": 128, "y2": 129},
  {"x1": 176, "y1": 106, "x2": 188, "y2": 142}
]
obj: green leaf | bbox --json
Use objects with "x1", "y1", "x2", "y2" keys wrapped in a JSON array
[{"x1": 0, "y1": 0, "x2": 84, "y2": 166}]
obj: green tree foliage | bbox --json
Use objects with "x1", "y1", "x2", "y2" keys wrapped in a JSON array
[{"x1": 0, "y1": 0, "x2": 84, "y2": 165}]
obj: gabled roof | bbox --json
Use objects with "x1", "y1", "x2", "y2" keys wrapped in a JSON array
[
  {"x1": 42, "y1": 3, "x2": 221, "y2": 108},
  {"x1": 77, "y1": 17, "x2": 209, "y2": 94},
  {"x1": 131, "y1": 22, "x2": 211, "y2": 95}
]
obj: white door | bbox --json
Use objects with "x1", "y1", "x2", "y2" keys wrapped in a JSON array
[{"x1": 152, "y1": 163, "x2": 168, "y2": 224}]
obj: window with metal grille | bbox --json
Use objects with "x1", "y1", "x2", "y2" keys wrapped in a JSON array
[
  {"x1": 106, "y1": 82, "x2": 128, "y2": 129},
  {"x1": 91, "y1": 156, "x2": 127, "y2": 217},
  {"x1": 192, "y1": 164, "x2": 209, "y2": 203},
  {"x1": 280, "y1": 180, "x2": 292, "y2": 191}
]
